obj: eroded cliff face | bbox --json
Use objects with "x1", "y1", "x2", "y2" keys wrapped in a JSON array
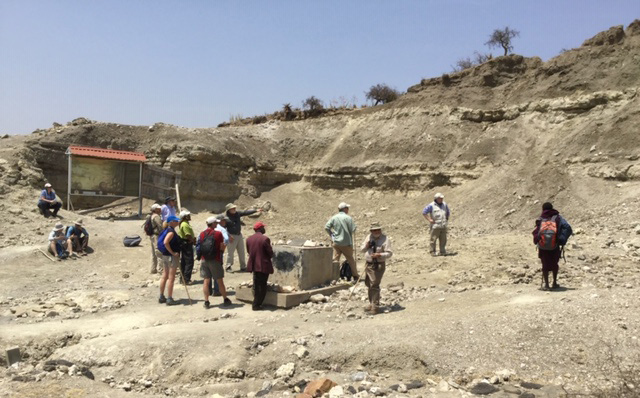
[{"x1": 20, "y1": 21, "x2": 640, "y2": 213}]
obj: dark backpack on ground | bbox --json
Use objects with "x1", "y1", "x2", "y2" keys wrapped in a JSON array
[
  {"x1": 200, "y1": 231, "x2": 218, "y2": 259},
  {"x1": 123, "y1": 235, "x2": 142, "y2": 247},
  {"x1": 340, "y1": 260, "x2": 353, "y2": 281},
  {"x1": 143, "y1": 215, "x2": 154, "y2": 236}
]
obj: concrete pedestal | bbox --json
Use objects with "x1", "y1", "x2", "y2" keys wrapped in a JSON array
[{"x1": 271, "y1": 245, "x2": 338, "y2": 290}]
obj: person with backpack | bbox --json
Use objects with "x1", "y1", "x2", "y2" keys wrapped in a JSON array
[
  {"x1": 422, "y1": 193, "x2": 451, "y2": 256},
  {"x1": 177, "y1": 210, "x2": 196, "y2": 285},
  {"x1": 144, "y1": 204, "x2": 163, "y2": 274},
  {"x1": 66, "y1": 219, "x2": 89, "y2": 256},
  {"x1": 359, "y1": 222, "x2": 393, "y2": 315},
  {"x1": 246, "y1": 221, "x2": 274, "y2": 311},
  {"x1": 325, "y1": 202, "x2": 359, "y2": 279},
  {"x1": 532, "y1": 202, "x2": 573, "y2": 291},
  {"x1": 158, "y1": 215, "x2": 182, "y2": 305},
  {"x1": 196, "y1": 216, "x2": 231, "y2": 309}
]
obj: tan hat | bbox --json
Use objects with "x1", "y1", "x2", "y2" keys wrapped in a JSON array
[
  {"x1": 74, "y1": 219, "x2": 83, "y2": 226},
  {"x1": 369, "y1": 222, "x2": 382, "y2": 231},
  {"x1": 151, "y1": 203, "x2": 161, "y2": 211},
  {"x1": 225, "y1": 203, "x2": 237, "y2": 211},
  {"x1": 338, "y1": 202, "x2": 350, "y2": 210},
  {"x1": 54, "y1": 223, "x2": 64, "y2": 231},
  {"x1": 434, "y1": 192, "x2": 444, "y2": 199}
]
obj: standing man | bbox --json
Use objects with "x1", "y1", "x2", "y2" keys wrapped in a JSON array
[
  {"x1": 66, "y1": 219, "x2": 89, "y2": 255},
  {"x1": 360, "y1": 223, "x2": 393, "y2": 315},
  {"x1": 224, "y1": 203, "x2": 261, "y2": 272},
  {"x1": 212, "y1": 214, "x2": 231, "y2": 296},
  {"x1": 148, "y1": 204, "x2": 164, "y2": 274},
  {"x1": 422, "y1": 193, "x2": 451, "y2": 256},
  {"x1": 177, "y1": 210, "x2": 195, "y2": 285},
  {"x1": 196, "y1": 216, "x2": 231, "y2": 309},
  {"x1": 532, "y1": 202, "x2": 573, "y2": 290},
  {"x1": 325, "y1": 202, "x2": 359, "y2": 279},
  {"x1": 246, "y1": 221, "x2": 274, "y2": 311},
  {"x1": 158, "y1": 215, "x2": 181, "y2": 305},
  {"x1": 38, "y1": 183, "x2": 62, "y2": 218},
  {"x1": 161, "y1": 196, "x2": 178, "y2": 229}
]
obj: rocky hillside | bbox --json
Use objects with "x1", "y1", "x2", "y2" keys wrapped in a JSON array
[{"x1": 15, "y1": 21, "x2": 640, "y2": 227}]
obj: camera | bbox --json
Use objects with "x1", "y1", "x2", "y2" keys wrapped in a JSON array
[{"x1": 368, "y1": 239, "x2": 376, "y2": 250}]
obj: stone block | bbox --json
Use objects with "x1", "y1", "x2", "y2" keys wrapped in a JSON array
[
  {"x1": 5, "y1": 346, "x2": 20, "y2": 366},
  {"x1": 235, "y1": 284, "x2": 349, "y2": 308},
  {"x1": 271, "y1": 245, "x2": 337, "y2": 290}
]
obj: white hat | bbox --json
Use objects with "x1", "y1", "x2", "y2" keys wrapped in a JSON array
[
  {"x1": 338, "y1": 202, "x2": 350, "y2": 210},
  {"x1": 434, "y1": 193, "x2": 444, "y2": 199},
  {"x1": 179, "y1": 210, "x2": 191, "y2": 218},
  {"x1": 151, "y1": 203, "x2": 161, "y2": 211},
  {"x1": 54, "y1": 223, "x2": 64, "y2": 231},
  {"x1": 206, "y1": 216, "x2": 218, "y2": 225},
  {"x1": 44, "y1": 183, "x2": 52, "y2": 188}
]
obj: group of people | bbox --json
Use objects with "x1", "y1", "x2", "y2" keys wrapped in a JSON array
[{"x1": 47, "y1": 218, "x2": 89, "y2": 260}]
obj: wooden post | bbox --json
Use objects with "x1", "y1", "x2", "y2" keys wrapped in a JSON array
[
  {"x1": 175, "y1": 183, "x2": 182, "y2": 212},
  {"x1": 138, "y1": 163, "x2": 143, "y2": 217},
  {"x1": 67, "y1": 153, "x2": 72, "y2": 211}
]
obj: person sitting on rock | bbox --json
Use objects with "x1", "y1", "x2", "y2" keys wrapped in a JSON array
[
  {"x1": 359, "y1": 222, "x2": 393, "y2": 315},
  {"x1": 38, "y1": 183, "x2": 62, "y2": 218},
  {"x1": 48, "y1": 223, "x2": 71, "y2": 260},
  {"x1": 66, "y1": 219, "x2": 89, "y2": 256},
  {"x1": 532, "y1": 202, "x2": 573, "y2": 290}
]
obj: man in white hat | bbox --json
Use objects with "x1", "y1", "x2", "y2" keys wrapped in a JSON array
[
  {"x1": 66, "y1": 218, "x2": 89, "y2": 256},
  {"x1": 177, "y1": 210, "x2": 195, "y2": 284},
  {"x1": 224, "y1": 203, "x2": 262, "y2": 272},
  {"x1": 196, "y1": 216, "x2": 231, "y2": 309},
  {"x1": 325, "y1": 202, "x2": 359, "y2": 279},
  {"x1": 48, "y1": 223, "x2": 71, "y2": 260},
  {"x1": 359, "y1": 222, "x2": 393, "y2": 315},
  {"x1": 147, "y1": 204, "x2": 164, "y2": 274},
  {"x1": 38, "y1": 183, "x2": 62, "y2": 218},
  {"x1": 422, "y1": 193, "x2": 451, "y2": 256}
]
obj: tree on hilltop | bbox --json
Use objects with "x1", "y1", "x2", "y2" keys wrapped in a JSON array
[
  {"x1": 365, "y1": 84, "x2": 400, "y2": 106},
  {"x1": 485, "y1": 26, "x2": 520, "y2": 56}
]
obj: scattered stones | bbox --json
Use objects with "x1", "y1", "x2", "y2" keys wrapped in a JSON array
[
  {"x1": 294, "y1": 346, "x2": 309, "y2": 359},
  {"x1": 304, "y1": 378, "x2": 337, "y2": 397},
  {"x1": 470, "y1": 382, "x2": 499, "y2": 395},
  {"x1": 275, "y1": 362, "x2": 295, "y2": 378},
  {"x1": 309, "y1": 294, "x2": 327, "y2": 304},
  {"x1": 351, "y1": 371, "x2": 368, "y2": 382}
]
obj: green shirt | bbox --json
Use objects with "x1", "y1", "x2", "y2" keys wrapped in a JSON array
[
  {"x1": 177, "y1": 221, "x2": 194, "y2": 240},
  {"x1": 324, "y1": 212, "x2": 356, "y2": 246}
]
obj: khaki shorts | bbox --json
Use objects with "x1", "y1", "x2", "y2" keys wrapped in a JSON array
[
  {"x1": 201, "y1": 259, "x2": 224, "y2": 280},
  {"x1": 161, "y1": 254, "x2": 180, "y2": 269}
]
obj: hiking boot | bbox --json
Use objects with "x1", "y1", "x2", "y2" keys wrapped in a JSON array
[
  {"x1": 158, "y1": 295, "x2": 167, "y2": 304},
  {"x1": 551, "y1": 283, "x2": 560, "y2": 290},
  {"x1": 223, "y1": 298, "x2": 232, "y2": 307},
  {"x1": 252, "y1": 305, "x2": 263, "y2": 311},
  {"x1": 166, "y1": 297, "x2": 177, "y2": 306},
  {"x1": 363, "y1": 304, "x2": 372, "y2": 312},
  {"x1": 541, "y1": 284, "x2": 551, "y2": 291},
  {"x1": 225, "y1": 265, "x2": 232, "y2": 272},
  {"x1": 203, "y1": 300, "x2": 210, "y2": 309},
  {"x1": 430, "y1": 252, "x2": 437, "y2": 257},
  {"x1": 366, "y1": 307, "x2": 379, "y2": 315}
]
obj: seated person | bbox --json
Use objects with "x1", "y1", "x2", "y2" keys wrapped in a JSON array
[
  {"x1": 38, "y1": 183, "x2": 62, "y2": 218},
  {"x1": 48, "y1": 223, "x2": 71, "y2": 260},
  {"x1": 66, "y1": 219, "x2": 89, "y2": 255}
]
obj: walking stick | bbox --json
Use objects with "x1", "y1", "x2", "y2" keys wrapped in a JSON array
[
  {"x1": 176, "y1": 267, "x2": 192, "y2": 305},
  {"x1": 38, "y1": 248, "x2": 56, "y2": 262},
  {"x1": 340, "y1": 229, "x2": 360, "y2": 316}
]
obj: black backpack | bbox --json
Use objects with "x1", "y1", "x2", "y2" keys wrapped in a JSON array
[
  {"x1": 340, "y1": 260, "x2": 353, "y2": 281},
  {"x1": 200, "y1": 231, "x2": 217, "y2": 259},
  {"x1": 123, "y1": 235, "x2": 142, "y2": 247},
  {"x1": 143, "y1": 215, "x2": 154, "y2": 236}
]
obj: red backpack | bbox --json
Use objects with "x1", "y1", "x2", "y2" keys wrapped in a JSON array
[{"x1": 537, "y1": 216, "x2": 559, "y2": 250}]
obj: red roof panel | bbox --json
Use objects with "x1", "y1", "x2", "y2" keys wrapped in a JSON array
[{"x1": 67, "y1": 145, "x2": 147, "y2": 162}]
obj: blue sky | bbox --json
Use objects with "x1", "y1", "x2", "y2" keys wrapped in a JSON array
[{"x1": 1, "y1": 1, "x2": 638, "y2": 134}]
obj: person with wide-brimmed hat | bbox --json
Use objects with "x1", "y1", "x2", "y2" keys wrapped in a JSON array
[
  {"x1": 246, "y1": 221, "x2": 274, "y2": 310},
  {"x1": 66, "y1": 218, "x2": 89, "y2": 256},
  {"x1": 325, "y1": 202, "x2": 359, "y2": 279},
  {"x1": 359, "y1": 222, "x2": 393, "y2": 315},
  {"x1": 161, "y1": 196, "x2": 178, "y2": 229},
  {"x1": 422, "y1": 192, "x2": 451, "y2": 256},
  {"x1": 37, "y1": 183, "x2": 62, "y2": 218},
  {"x1": 177, "y1": 210, "x2": 195, "y2": 284},
  {"x1": 224, "y1": 203, "x2": 262, "y2": 272},
  {"x1": 48, "y1": 222, "x2": 70, "y2": 260}
]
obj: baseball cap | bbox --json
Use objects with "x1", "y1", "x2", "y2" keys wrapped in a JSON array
[
  {"x1": 151, "y1": 203, "x2": 161, "y2": 211},
  {"x1": 167, "y1": 215, "x2": 180, "y2": 223},
  {"x1": 44, "y1": 183, "x2": 52, "y2": 188},
  {"x1": 338, "y1": 202, "x2": 350, "y2": 210},
  {"x1": 434, "y1": 193, "x2": 444, "y2": 199},
  {"x1": 253, "y1": 221, "x2": 266, "y2": 230},
  {"x1": 206, "y1": 216, "x2": 218, "y2": 225},
  {"x1": 179, "y1": 210, "x2": 191, "y2": 218},
  {"x1": 216, "y1": 214, "x2": 229, "y2": 222},
  {"x1": 165, "y1": 196, "x2": 176, "y2": 203}
]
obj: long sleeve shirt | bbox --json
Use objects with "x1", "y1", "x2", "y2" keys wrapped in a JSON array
[
  {"x1": 225, "y1": 209, "x2": 258, "y2": 235},
  {"x1": 160, "y1": 204, "x2": 176, "y2": 222},
  {"x1": 360, "y1": 233, "x2": 393, "y2": 263},
  {"x1": 215, "y1": 224, "x2": 230, "y2": 245},
  {"x1": 324, "y1": 212, "x2": 356, "y2": 246}
]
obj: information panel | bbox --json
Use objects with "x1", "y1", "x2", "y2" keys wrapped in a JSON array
[{"x1": 71, "y1": 157, "x2": 139, "y2": 196}]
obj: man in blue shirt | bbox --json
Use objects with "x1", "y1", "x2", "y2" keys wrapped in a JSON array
[
  {"x1": 66, "y1": 218, "x2": 89, "y2": 256},
  {"x1": 161, "y1": 196, "x2": 178, "y2": 228},
  {"x1": 38, "y1": 183, "x2": 62, "y2": 218}
]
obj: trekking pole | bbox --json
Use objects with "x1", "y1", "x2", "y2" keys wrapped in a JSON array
[
  {"x1": 340, "y1": 230, "x2": 360, "y2": 316},
  {"x1": 176, "y1": 267, "x2": 192, "y2": 305}
]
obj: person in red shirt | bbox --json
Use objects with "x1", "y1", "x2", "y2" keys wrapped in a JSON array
[
  {"x1": 196, "y1": 216, "x2": 231, "y2": 309},
  {"x1": 246, "y1": 221, "x2": 274, "y2": 311}
]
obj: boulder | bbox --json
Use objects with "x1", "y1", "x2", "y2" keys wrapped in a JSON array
[
  {"x1": 275, "y1": 362, "x2": 295, "y2": 378},
  {"x1": 304, "y1": 378, "x2": 337, "y2": 397}
]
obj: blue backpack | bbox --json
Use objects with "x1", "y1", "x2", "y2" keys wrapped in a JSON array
[{"x1": 157, "y1": 228, "x2": 172, "y2": 255}]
